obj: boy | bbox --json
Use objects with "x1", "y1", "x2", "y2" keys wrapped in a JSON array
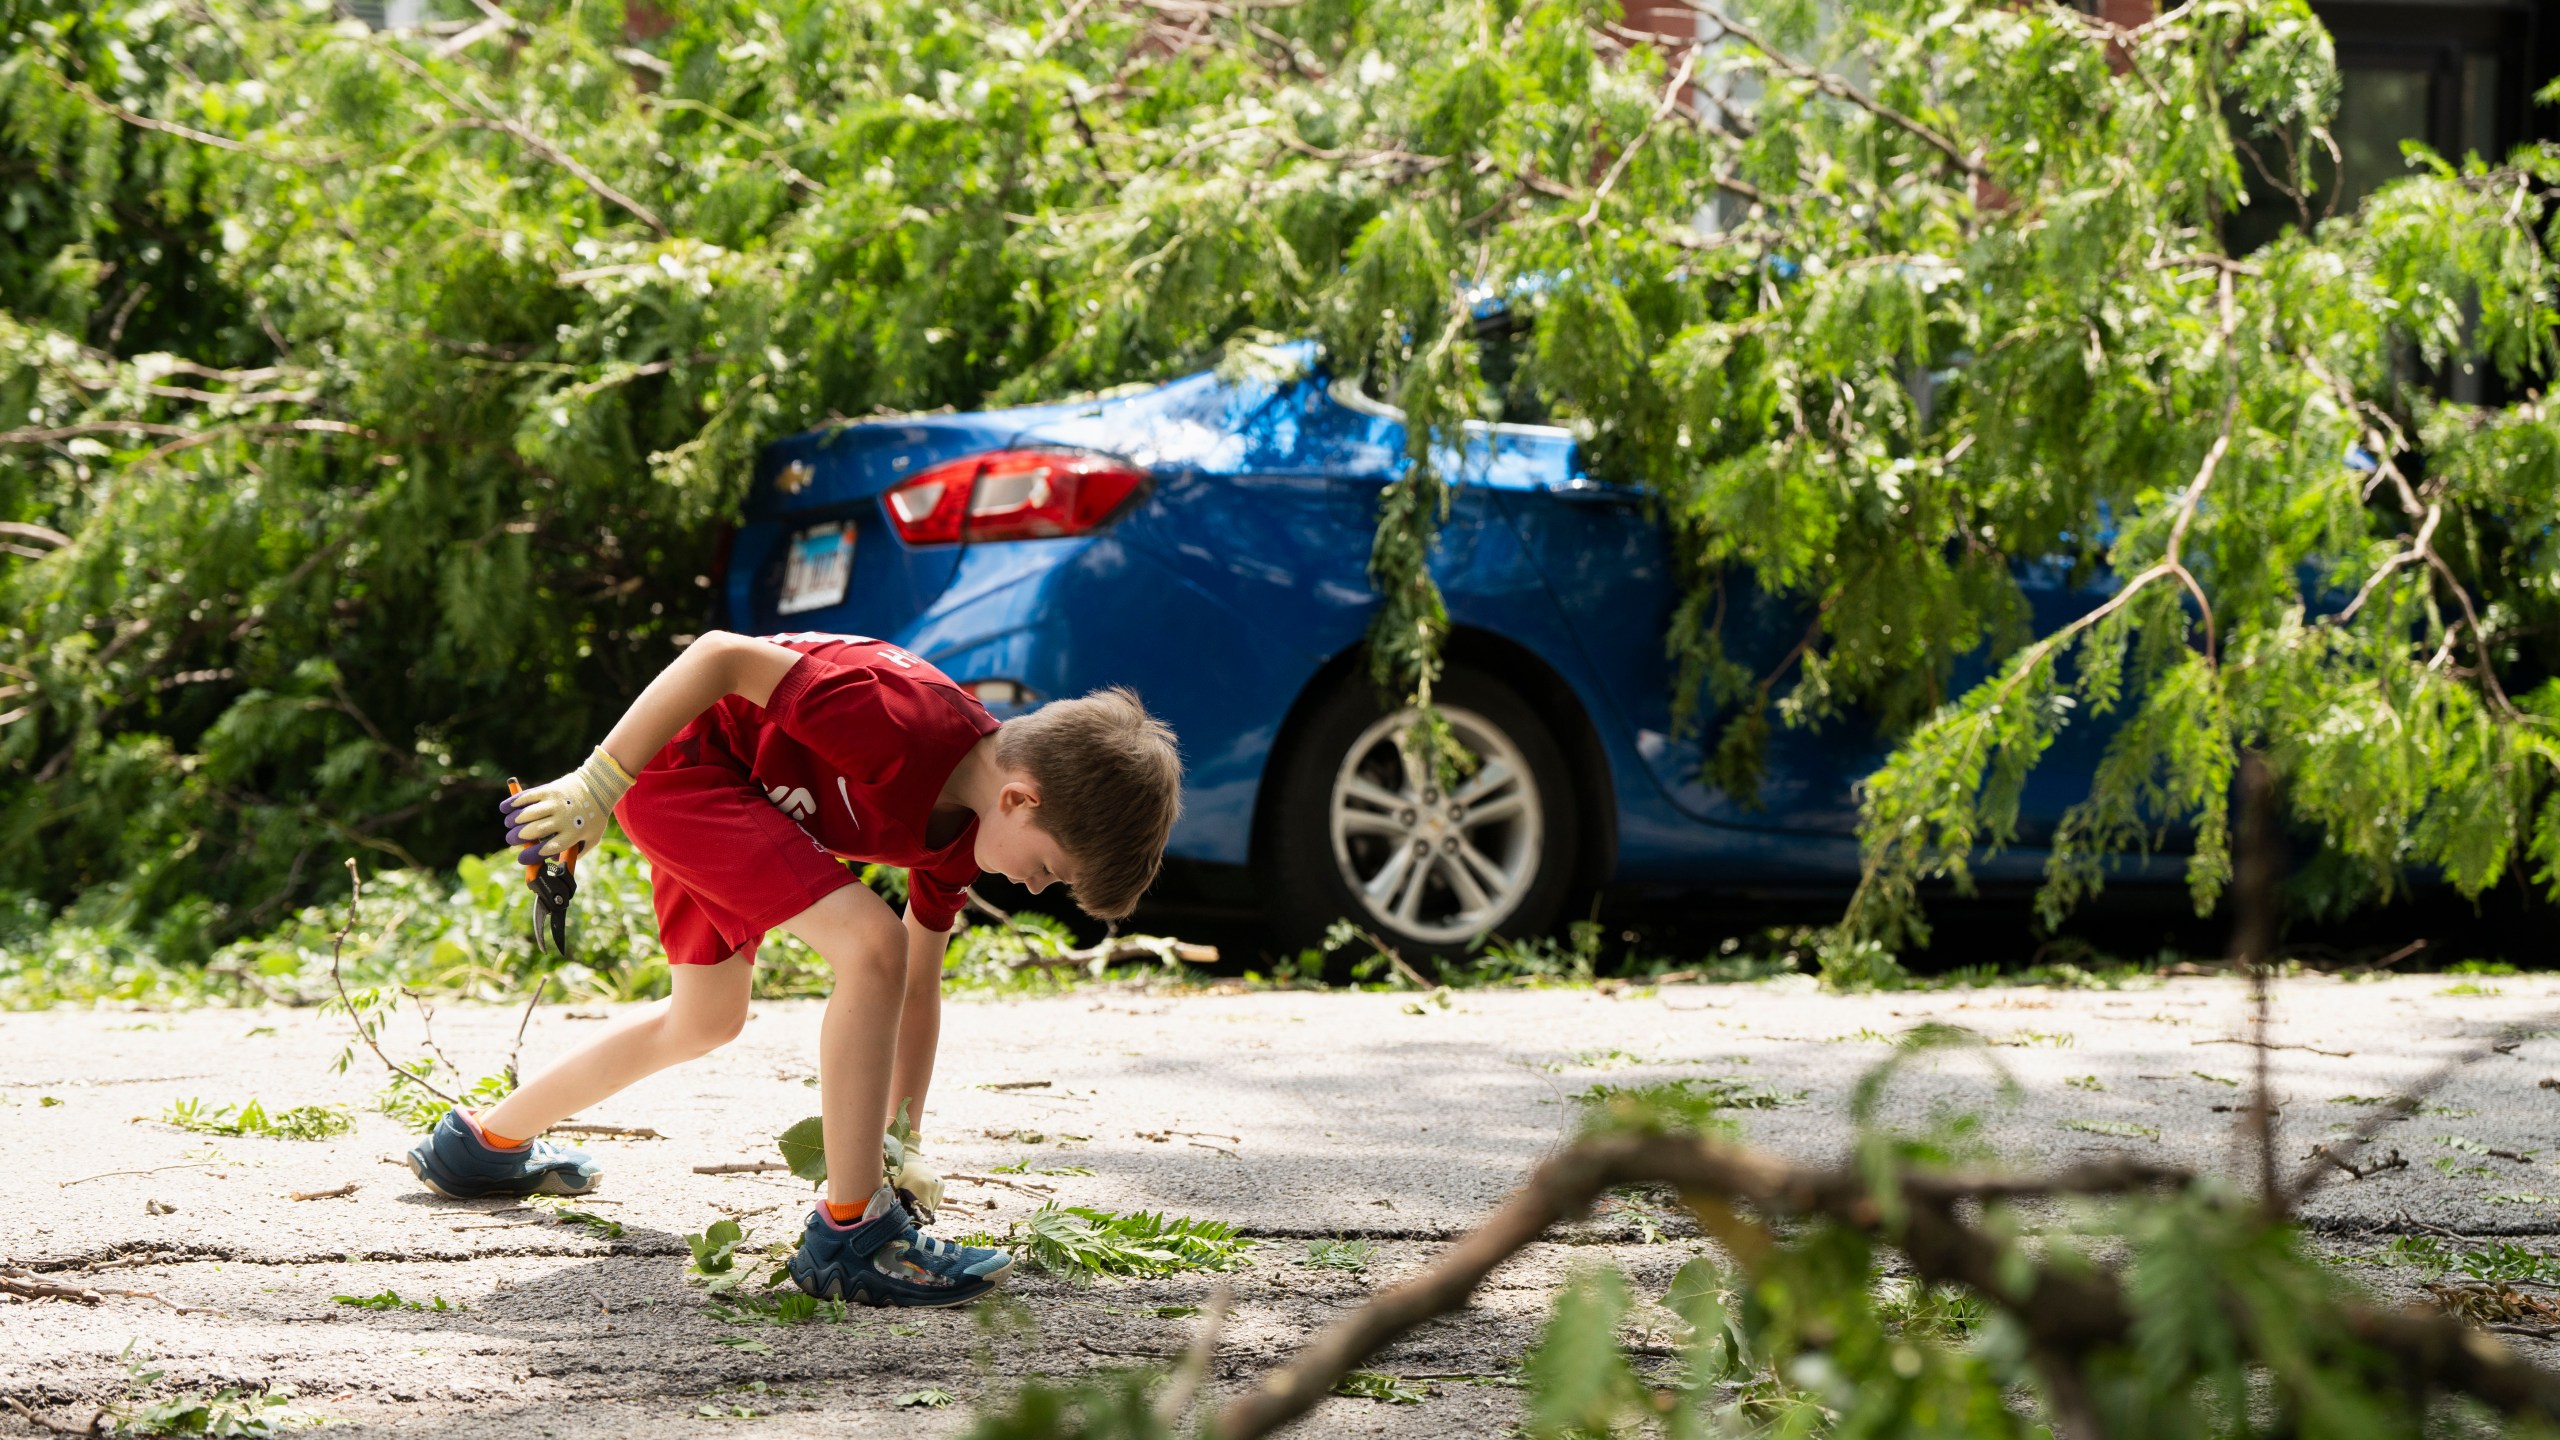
[{"x1": 404, "y1": 631, "x2": 1182, "y2": 1308}]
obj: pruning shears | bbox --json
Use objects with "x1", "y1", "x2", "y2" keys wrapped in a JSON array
[{"x1": 507, "y1": 776, "x2": 583, "y2": 959}]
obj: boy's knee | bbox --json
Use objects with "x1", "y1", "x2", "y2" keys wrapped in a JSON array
[
  {"x1": 831, "y1": 908, "x2": 906, "y2": 979},
  {"x1": 665, "y1": 1000, "x2": 748, "y2": 1057}
]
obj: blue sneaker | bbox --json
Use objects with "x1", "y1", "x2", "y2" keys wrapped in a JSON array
[
  {"x1": 406, "y1": 1110, "x2": 600, "y2": 1199},
  {"x1": 788, "y1": 1184, "x2": 1013, "y2": 1307}
]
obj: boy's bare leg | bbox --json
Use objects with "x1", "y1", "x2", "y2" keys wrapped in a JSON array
[
  {"x1": 476, "y1": 955, "x2": 752, "y2": 1140},
  {"x1": 777, "y1": 884, "x2": 905, "y2": 1209},
  {"x1": 888, "y1": 917, "x2": 944, "y2": 1135}
]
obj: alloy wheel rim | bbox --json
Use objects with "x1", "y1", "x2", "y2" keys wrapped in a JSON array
[{"x1": 1328, "y1": 705, "x2": 1543, "y2": 946}]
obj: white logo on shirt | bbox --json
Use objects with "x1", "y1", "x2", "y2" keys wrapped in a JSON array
[
  {"x1": 876, "y1": 646, "x2": 921, "y2": 669},
  {"x1": 837, "y1": 776, "x2": 862, "y2": 828},
  {"x1": 767, "y1": 631, "x2": 879, "y2": 647},
  {"x1": 766, "y1": 783, "x2": 817, "y2": 821}
]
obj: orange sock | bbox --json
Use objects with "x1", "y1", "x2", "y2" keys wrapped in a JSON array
[
  {"x1": 466, "y1": 1110, "x2": 529, "y2": 1151},
  {"x1": 824, "y1": 1201, "x2": 863, "y2": 1224}
]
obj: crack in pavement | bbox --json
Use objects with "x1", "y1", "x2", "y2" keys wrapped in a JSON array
[{"x1": 24, "y1": 1239, "x2": 688, "y2": 1272}]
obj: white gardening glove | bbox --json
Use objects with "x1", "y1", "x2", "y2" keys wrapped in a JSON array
[
  {"x1": 892, "y1": 1139, "x2": 945, "y2": 1221},
  {"x1": 502, "y1": 746, "x2": 636, "y2": 863}
]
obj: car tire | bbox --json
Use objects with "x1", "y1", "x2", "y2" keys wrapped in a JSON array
[{"x1": 1263, "y1": 664, "x2": 1581, "y2": 962}]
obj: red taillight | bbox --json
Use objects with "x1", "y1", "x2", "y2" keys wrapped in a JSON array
[{"x1": 880, "y1": 450, "x2": 1149, "y2": 546}]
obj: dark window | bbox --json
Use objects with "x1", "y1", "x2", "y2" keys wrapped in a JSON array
[{"x1": 2226, "y1": 2, "x2": 2540, "y2": 255}]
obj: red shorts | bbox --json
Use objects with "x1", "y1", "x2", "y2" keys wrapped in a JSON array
[{"x1": 615, "y1": 760, "x2": 862, "y2": 967}]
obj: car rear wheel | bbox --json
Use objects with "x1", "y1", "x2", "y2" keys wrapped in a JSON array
[{"x1": 1264, "y1": 665, "x2": 1580, "y2": 960}]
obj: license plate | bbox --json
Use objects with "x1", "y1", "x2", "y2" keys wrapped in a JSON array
[{"x1": 776, "y1": 522, "x2": 854, "y2": 616}]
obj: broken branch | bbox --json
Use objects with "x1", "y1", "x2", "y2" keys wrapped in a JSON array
[
  {"x1": 1679, "y1": 0, "x2": 1983, "y2": 179},
  {"x1": 1210, "y1": 1131, "x2": 2560, "y2": 1440},
  {"x1": 2307, "y1": 1145, "x2": 2407, "y2": 1180},
  {"x1": 1580, "y1": 43, "x2": 1702, "y2": 228},
  {"x1": 2193, "y1": 1036, "x2": 2354, "y2": 1058},
  {"x1": 377, "y1": 49, "x2": 669, "y2": 236},
  {"x1": 1, "y1": 1396, "x2": 101, "y2": 1436},
  {"x1": 329, "y1": 860, "x2": 461, "y2": 1108}
]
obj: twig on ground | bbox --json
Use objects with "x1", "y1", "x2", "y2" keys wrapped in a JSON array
[
  {"x1": 2284, "y1": 1007, "x2": 2560, "y2": 1211},
  {"x1": 1, "y1": 1273, "x2": 104, "y2": 1304},
  {"x1": 291, "y1": 1183, "x2": 359, "y2": 1201},
  {"x1": 1, "y1": 1269, "x2": 216, "y2": 1315},
  {"x1": 59, "y1": 1162, "x2": 217, "y2": 1188},
  {"x1": 1344, "y1": 925, "x2": 1435, "y2": 990},
  {"x1": 549, "y1": 1123, "x2": 662, "y2": 1140},
  {"x1": 693, "y1": 1161, "x2": 793, "y2": 1175},
  {"x1": 2308, "y1": 1145, "x2": 2407, "y2": 1180},
  {"x1": 948, "y1": 1172, "x2": 1057, "y2": 1197},
  {"x1": 2194, "y1": 1037, "x2": 2354, "y2": 1058},
  {"x1": 982, "y1": 1080, "x2": 1054, "y2": 1091},
  {"x1": 2, "y1": 1395, "x2": 101, "y2": 1436}
]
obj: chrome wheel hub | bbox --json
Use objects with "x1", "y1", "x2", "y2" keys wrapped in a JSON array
[{"x1": 1329, "y1": 705, "x2": 1543, "y2": 946}]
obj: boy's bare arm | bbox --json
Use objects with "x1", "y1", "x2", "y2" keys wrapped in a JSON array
[
  {"x1": 506, "y1": 631, "x2": 802, "y2": 860},
  {"x1": 596, "y1": 631, "x2": 803, "y2": 774},
  {"x1": 888, "y1": 905, "x2": 951, "y2": 1135}
]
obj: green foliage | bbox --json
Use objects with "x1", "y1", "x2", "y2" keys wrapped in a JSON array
[
  {"x1": 1011, "y1": 1205, "x2": 1251, "y2": 1282},
  {"x1": 8, "y1": 0, "x2": 2560, "y2": 950},
  {"x1": 1813, "y1": 933, "x2": 1910, "y2": 992},
  {"x1": 101, "y1": 1344, "x2": 299, "y2": 1437},
  {"x1": 157, "y1": 1096, "x2": 351, "y2": 1140},
  {"x1": 1470, "y1": 918, "x2": 1605, "y2": 985},
  {"x1": 0, "y1": 840, "x2": 1125, "y2": 1012},
  {"x1": 332, "y1": 1290, "x2": 456, "y2": 1312},
  {"x1": 1332, "y1": 1372, "x2": 1429, "y2": 1405},
  {"x1": 1577, "y1": 1077, "x2": 1803, "y2": 1135},
  {"x1": 707, "y1": 1290, "x2": 845, "y2": 1327},
  {"x1": 957, "y1": 1370, "x2": 1168, "y2": 1440},
  {"x1": 2061, "y1": 1118, "x2": 2161, "y2": 1142},
  {"x1": 774, "y1": 1106, "x2": 917, "y2": 1188},
  {"x1": 1303, "y1": 1238, "x2": 1376, "y2": 1272},
  {"x1": 528, "y1": 1197, "x2": 625, "y2": 1239},
  {"x1": 1524, "y1": 1267, "x2": 1648, "y2": 1437},
  {"x1": 776, "y1": 1116, "x2": 829, "y2": 1187},
  {"x1": 686, "y1": 1219, "x2": 748, "y2": 1276},
  {"x1": 377, "y1": 1068, "x2": 512, "y2": 1134}
]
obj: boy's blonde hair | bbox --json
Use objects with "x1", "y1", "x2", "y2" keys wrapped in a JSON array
[{"x1": 996, "y1": 687, "x2": 1182, "y2": 920}]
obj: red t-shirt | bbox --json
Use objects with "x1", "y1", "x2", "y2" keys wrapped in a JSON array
[{"x1": 644, "y1": 633, "x2": 1000, "y2": 932}]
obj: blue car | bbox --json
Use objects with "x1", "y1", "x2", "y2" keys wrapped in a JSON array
[{"x1": 725, "y1": 343, "x2": 2138, "y2": 955}]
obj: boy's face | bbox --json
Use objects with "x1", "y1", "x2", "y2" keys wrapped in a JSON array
[{"x1": 975, "y1": 775, "x2": 1079, "y2": 895}]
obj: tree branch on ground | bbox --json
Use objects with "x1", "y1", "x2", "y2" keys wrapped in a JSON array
[{"x1": 1212, "y1": 1130, "x2": 2560, "y2": 1440}]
